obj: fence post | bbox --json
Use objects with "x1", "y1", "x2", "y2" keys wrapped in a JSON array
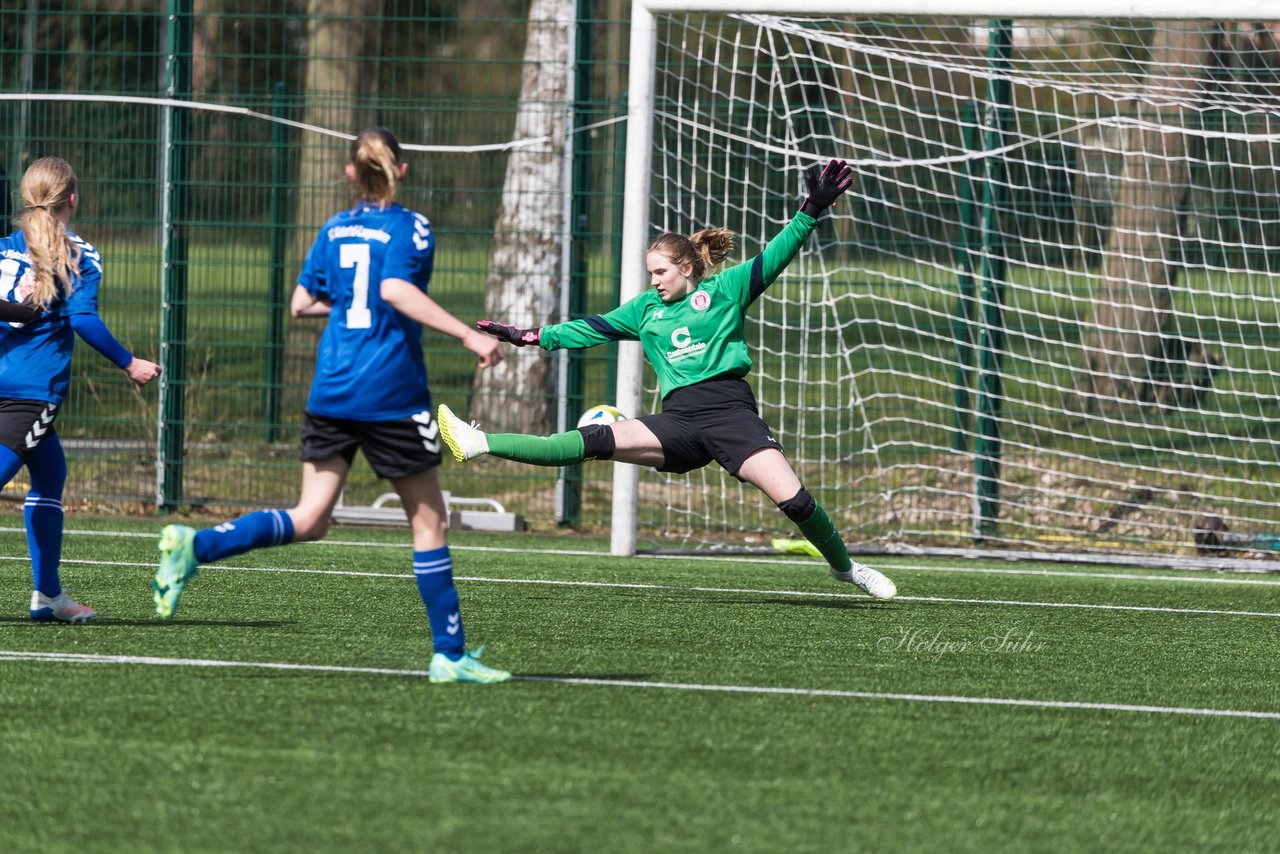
[
  {"x1": 157, "y1": 0, "x2": 192, "y2": 512},
  {"x1": 558, "y1": 0, "x2": 594, "y2": 527},
  {"x1": 265, "y1": 80, "x2": 289, "y2": 443},
  {"x1": 973, "y1": 20, "x2": 1013, "y2": 540},
  {"x1": 951, "y1": 100, "x2": 982, "y2": 452}
]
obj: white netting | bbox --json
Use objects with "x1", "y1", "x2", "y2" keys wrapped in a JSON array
[{"x1": 634, "y1": 15, "x2": 1280, "y2": 560}]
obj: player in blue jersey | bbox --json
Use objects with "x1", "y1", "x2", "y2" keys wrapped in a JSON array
[
  {"x1": 0, "y1": 156, "x2": 163, "y2": 622},
  {"x1": 440, "y1": 159, "x2": 895, "y2": 599},
  {"x1": 151, "y1": 128, "x2": 510, "y2": 683}
]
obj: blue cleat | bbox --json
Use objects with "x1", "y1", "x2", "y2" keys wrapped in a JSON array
[{"x1": 153, "y1": 524, "x2": 199, "y2": 618}]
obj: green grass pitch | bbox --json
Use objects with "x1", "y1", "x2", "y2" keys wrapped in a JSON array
[{"x1": 0, "y1": 516, "x2": 1277, "y2": 852}]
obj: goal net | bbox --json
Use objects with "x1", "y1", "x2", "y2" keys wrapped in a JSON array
[{"x1": 616, "y1": 6, "x2": 1280, "y2": 564}]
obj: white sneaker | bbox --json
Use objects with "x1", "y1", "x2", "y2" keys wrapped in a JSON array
[
  {"x1": 831, "y1": 562, "x2": 897, "y2": 599},
  {"x1": 437, "y1": 403, "x2": 490, "y2": 463},
  {"x1": 30, "y1": 589, "x2": 97, "y2": 623}
]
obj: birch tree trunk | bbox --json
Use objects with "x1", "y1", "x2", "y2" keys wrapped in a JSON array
[
  {"x1": 1073, "y1": 23, "x2": 1222, "y2": 412},
  {"x1": 468, "y1": 0, "x2": 574, "y2": 431},
  {"x1": 289, "y1": 0, "x2": 382, "y2": 392},
  {"x1": 294, "y1": 0, "x2": 382, "y2": 254}
]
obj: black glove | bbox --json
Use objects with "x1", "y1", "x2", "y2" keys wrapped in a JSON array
[
  {"x1": 0, "y1": 299, "x2": 41, "y2": 325},
  {"x1": 477, "y1": 319, "x2": 541, "y2": 347},
  {"x1": 800, "y1": 159, "x2": 855, "y2": 217}
]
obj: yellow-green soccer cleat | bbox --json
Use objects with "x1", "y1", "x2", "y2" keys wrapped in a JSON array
[
  {"x1": 428, "y1": 646, "x2": 511, "y2": 684},
  {"x1": 437, "y1": 403, "x2": 489, "y2": 463},
  {"x1": 153, "y1": 524, "x2": 199, "y2": 618}
]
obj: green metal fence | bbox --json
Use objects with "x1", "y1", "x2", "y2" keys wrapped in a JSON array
[
  {"x1": 4, "y1": 6, "x2": 1279, "y2": 556},
  {"x1": 0, "y1": 1, "x2": 631, "y2": 527}
]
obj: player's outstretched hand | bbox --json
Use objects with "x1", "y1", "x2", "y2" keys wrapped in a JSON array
[
  {"x1": 477, "y1": 319, "x2": 541, "y2": 347},
  {"x1": 125, "y1": 357, "x2": 162, "y2": 387},
  {"x1": 800, "y1": 159, "x2": 855, "y2": 217},
  {"x1": 464, "y1": 329, "x2": 504, "y2": 368}
]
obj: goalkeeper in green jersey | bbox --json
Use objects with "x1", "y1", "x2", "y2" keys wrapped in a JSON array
[{"x1": 439, "y1": 159, "x2": 895, "y2": 599}]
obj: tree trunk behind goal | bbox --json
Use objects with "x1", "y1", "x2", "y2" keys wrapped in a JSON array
[
  {"x1": 287, "y1": 0, "x2": 383, "y2": 395},
  {"x1": 1072, "y1": 23, "x2": 1220, "y2": 414},
  {"x1": 469, "y1": 0, "x2": 572, "y2": 432}
]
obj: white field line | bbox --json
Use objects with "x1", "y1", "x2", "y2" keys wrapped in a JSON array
[
  {"x1": 0, "y1": 649, "x2": 1276, "y2": 721},
  {"x1": 1, "y1": 526, "x2": 1278, "y2": 589},
  {"x1": 2, "y1": 554, "x2": 1279, "y2": 620}
]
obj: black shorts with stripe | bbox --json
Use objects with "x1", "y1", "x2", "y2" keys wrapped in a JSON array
[
  {"x1": 0, "y1": 399, "x2": 60, "y2": 458},
  {"x1": 300, "y1": 409, "x2": 442, "y2": 479},
  {"x1": 636, "y1": 375, "x2": 784, "y2": 478}
]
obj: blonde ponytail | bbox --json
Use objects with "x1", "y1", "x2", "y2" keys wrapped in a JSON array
[
  {"x1": 349, "y1": 127, "x2": 403, "y2": 207},
  {"x1": 15, "y1": 157, "x2": 80, "y2": 309}
]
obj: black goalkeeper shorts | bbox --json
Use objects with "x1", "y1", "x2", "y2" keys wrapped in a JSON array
[
  {"x1": 300, "y1": 409, "x2": 442, "y2": 479},
  {"x1": 637, "y1": 375, "x2": 784, "y2": 479}
]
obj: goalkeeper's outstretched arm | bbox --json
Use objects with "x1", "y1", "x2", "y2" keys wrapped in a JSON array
[{"x1": 734, "y1": 158, "x2": 857, "y2": 300}]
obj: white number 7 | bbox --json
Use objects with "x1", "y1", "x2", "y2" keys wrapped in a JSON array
[{"x1": 340, "y1": 243, "x2": 372, "y2": 330}]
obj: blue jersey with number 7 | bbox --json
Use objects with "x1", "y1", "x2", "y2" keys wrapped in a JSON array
[{"x1": 297, "y1": 202, "x2": 435, "y2": 421}]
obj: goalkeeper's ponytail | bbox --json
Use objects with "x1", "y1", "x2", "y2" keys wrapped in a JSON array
[
  {"x1": 690, "y1": 228, "x2": 734, "y2": 276},
  {"x1": 648, "y1": 227, "x2": 735, "y2": 282}
]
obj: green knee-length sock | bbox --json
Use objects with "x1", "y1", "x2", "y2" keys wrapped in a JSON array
[
  {"x1": 486, "y1": 430, "x2": 586, "y2": 466},
  {"x1": 795, "y1": 501, "x2": 852, "y2": 573}
]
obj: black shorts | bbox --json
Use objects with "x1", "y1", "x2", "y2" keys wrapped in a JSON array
[
  {"x1": 300, "y1": 409, "x2": 442, "y2": 480},
  {"x1": 637, "y1": 376, "x2": 784, "y2": 478},
  {"x1": 0, "y1": 399, "x2": 60, "y2": 458}
]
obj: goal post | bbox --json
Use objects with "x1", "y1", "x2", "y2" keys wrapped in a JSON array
[{"x1": 613, "y1": 2, "x2": 1280, "y2": 564}]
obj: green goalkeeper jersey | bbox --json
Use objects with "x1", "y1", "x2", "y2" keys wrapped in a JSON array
[{"x1": 539, "y1": 211, "x2": 818, "y2": 398}]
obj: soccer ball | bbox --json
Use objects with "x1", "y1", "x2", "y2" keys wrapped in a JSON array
[{"x1": 576, "y1": 404, "x2": 627, "y2": 429}]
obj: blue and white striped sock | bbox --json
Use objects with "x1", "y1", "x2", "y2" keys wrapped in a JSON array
[
  {"x1": 25, "y1": 495, "x2": 63, "y2": 598},
  {"x1": 193, "y1": 509, "x2": 295, "y2": 563},
  {"x1": 413, "y1": 546, "x2": 465, "y2": 660}
]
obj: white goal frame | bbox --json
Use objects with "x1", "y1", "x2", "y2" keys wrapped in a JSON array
[{"x1": 611, "y1": 0, "x2": 1276, "y2": 556}]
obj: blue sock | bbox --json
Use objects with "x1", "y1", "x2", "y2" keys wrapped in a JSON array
[
  {"x1": 413, "y1": 546, "x2": 465, "y2": 659},
  {"x1": 22, "y1": 437, "x2": 67, "y2": 598},
  {"x1": 25, "y1": 495, "x2": 63, "y2": 597},
  {"x1": 193, "y1": 509, "x2": 295, "y2": 563}
]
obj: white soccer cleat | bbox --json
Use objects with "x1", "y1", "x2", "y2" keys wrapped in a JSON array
[
  {"x1": 831, "y1": 561, "x2": 897, "y2": 600},
  {"x1": 30, "y1": 589, "x2": 97, "y2": 623},
  {"x1": 437, "y1": 403, "x2": 490, "y2": 463}
]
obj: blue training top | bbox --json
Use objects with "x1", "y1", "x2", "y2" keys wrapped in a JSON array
[
  {"x1": 0, "y1": 230, "x2": 121, "y2": 404},
  {"x1": 297, "y1": 202, "x2": 435, "y2": 421}
]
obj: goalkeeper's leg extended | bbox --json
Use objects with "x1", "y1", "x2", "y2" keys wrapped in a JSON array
[
  {"x1": 737, "y1": 447, "x2": 896, "y2": 600},
  {"x1": 777, "y1": 487, "x2": 896, "y2": 600},
  {"x1": 438, "y1": 403, "x2": 593, "y2": 465}
]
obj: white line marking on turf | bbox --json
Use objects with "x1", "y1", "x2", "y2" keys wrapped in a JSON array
[
  {"x1": 2, "y1": 525, "x2": 1277, "y2": 588},
  {"x1": 1, "y1": 649, "x2": 1275, "y2": 721},
  {"x1": 2, "y1": 554, "x2": 1278, "y2": 620}
]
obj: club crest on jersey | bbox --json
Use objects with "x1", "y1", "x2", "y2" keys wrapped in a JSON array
[{"x1": 690, "y1": 291, "x2": 711, "y2": 311}]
